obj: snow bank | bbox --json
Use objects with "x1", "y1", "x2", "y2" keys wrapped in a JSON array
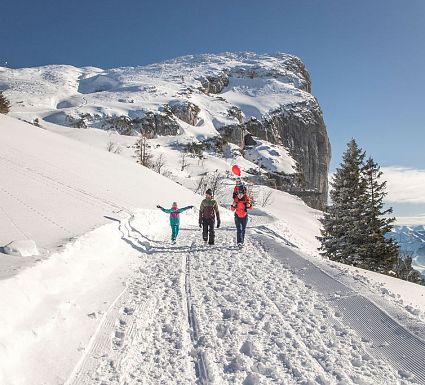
[{"x1": 0, "y1": 209, "x2": 169, "y2": 385}]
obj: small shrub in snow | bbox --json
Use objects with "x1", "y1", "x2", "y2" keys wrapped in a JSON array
[
  {"x1": 0, "y1": 92, "x2": 11, "y2": 114},
  {"x1": 152, "y1": 153, "x2": 167, "y2": 174},
  {"x1": 135, "y1": 132, "x2": 153, "y2": 167}
]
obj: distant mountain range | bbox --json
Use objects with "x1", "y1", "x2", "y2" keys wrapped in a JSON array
[{"x1": 389, "y1": 225, "x2": 425, "y2": 274}]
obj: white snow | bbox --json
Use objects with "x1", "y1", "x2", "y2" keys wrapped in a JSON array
[
  {"x1": 1, "y1": 54, "x2": 425, "y2": 384},
  {"x1": 244, "y1": 137, "x2": 297, "y2": 174}
]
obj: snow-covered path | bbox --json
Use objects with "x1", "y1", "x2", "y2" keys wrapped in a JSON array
[
  {"x1": 259, "y1": 235, "x2": 425, "y2": 384},
  {"x1": 66, "y1": 222, "x2": 422, "y2": 385}
]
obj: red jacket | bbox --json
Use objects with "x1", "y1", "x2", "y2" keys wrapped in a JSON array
[{"x1": 231, "y1": 194, "x2": 252, "y2": 218}]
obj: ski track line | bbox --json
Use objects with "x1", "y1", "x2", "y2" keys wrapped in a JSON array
[
  {"x1": 0, "y1": 154, "x2": 115, "y2": 214},
  {"x1": 245, "y1": 239, "x2": 404, "y2": 385},
  {"x1": 0, "y1": 185, "x2": 72, "y2": 234},
  {"x1": 184, "y1": 235, "x2": 213, "y2": 385},
  {"x1": 64, "y1": 284, "x2": 129, "y2": 385},
  {"x1": 255, "y1": 228, "x2": 425, "y2": 385},
  {"x1": 96, "y1": 271, "x2": 162, "y2": 385},
  {"x1": 79, "y1": 227, "x2": 197, "y2": 385},
  {"x1": 0, "y1": 150, "x2": 131, "y2": 212}
]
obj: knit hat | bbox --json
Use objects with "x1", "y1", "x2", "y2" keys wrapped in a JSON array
[
  {"x1": 205, "y1": 189, "x2": 213, "y2": 196},
  {"x1": 172, "y1": 201, "x2": 178, "y2": 207}
]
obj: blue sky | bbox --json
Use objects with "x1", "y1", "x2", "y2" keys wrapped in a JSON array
[{"x1": 3, "y1": 0, "x2": 425, "y2": 221}]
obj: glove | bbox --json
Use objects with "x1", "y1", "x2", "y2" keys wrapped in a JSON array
[
  {"x1": 156, "y1": 205, "x2": 161, "y2": 209},
  {"x1": 216, "y1": 221, "x2": 220, "y2": 228},
  {"x1": 199, "y1": 222, "x2": 202, "y2": 228},
  {"x1": 189, "y1": 205, "x2": 194, "y2": 209}
]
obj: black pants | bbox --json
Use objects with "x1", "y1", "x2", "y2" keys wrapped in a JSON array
[
  {"x1": 202, "y1": 219, "x2": 215, "y2": 245},
  {"x1": 235, "y1": 215, "x2": 248, "y2": 244}
]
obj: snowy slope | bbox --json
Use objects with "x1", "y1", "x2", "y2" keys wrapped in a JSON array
[
  {"x1": 0, "y1": 114, "x2": 200, "y2": 250},
  {"x1": 1, "y1": 114, "x2": 425, "y2": 384}
]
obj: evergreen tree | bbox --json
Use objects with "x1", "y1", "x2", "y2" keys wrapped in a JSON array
[
  {"x1": 360, "y1": 157, "x2": 398, "y2": 273},
  {"x1": 0, "y1": 92, "x2": 10, "y2": 114},
  {"x1": 318, "y1": 139, "x2": 366, "y2": 264},
  {"x1": 319, "y1": 138, "x2": 423, "y2": 283},
  {"x1": 394, "y1": 252, "x2": 424, "y2": 284}
]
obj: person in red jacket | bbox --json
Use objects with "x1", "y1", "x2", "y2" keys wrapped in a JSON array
[{"x1": 231, "y1": 191, "x2": 252, "y2": 247}]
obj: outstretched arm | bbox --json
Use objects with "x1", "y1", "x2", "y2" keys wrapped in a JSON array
[
  {"x1": 157, "y1": 205, "x2": 172, "y2": 213},
  {"x1": 177, "y1": 205, "x2": 194, "y2": 213}
]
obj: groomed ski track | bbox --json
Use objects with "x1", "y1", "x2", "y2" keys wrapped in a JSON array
[{"x1": 66, "y1": 219, "x2": 425, "y2": 385}]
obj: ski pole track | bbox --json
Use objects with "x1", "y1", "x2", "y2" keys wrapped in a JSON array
[
  {"x1": 0, "y1": 202, "x2": 31, "y2": 239},
  {"x1": 0, "y1": 154, "x2": 116, "y2": 214},
  {"x1": 184, "y1": 238, "x2": 213, "y2": 385},
  {"x1": 0, "y1": 185, "x2": 72, "y2": 234},
  {"x1": 0, "y1": 150, "x2": 133, "y2": 213}
]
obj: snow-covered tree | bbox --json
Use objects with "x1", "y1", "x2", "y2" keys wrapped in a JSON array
[
  {"x1": 0, "y1": 92, "x2": 11, "y2": 114},
  {"x1": 318, "y1": 139, "x2": 366, "y2": 264},
  {"x1": 360, "y1": 157, "x2": 398, "y2": 273}
]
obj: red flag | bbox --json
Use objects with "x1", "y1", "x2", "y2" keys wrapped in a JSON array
[{"x1": 231, "y1": 165, "x2": 241, "y2": 176}]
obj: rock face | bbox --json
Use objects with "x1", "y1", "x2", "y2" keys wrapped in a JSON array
[
  {"x1": 0, "y1": 52, "x2": 331, "y2": 210},
  {"x1": 218, "y1": 100, "x2": 330, "y2": 210},
  {"x1": 198, "y1": 72, "x2": 229, "y2": 94},
  {"x1": 169, "y1": 101, "x2": 200, "y2": 126}
]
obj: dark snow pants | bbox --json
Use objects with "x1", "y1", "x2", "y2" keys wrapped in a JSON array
[
  {"x1": 202, "y1": 218, "x2": 215, "y2": 245},
  {"x1": 235, "y1": 215, "x2": 248, "y2": 244}
]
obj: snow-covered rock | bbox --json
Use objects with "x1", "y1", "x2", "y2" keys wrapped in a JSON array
[{"x1": 3, "y1": 240, "x2": 39, "y2": 257}]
